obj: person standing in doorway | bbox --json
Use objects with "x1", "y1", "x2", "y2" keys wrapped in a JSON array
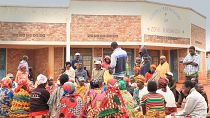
[
  {"x1": 183, "y1": 46, "x2": 200, "y2": 81},
  {"x1": 71, "y1": 53, "x2": 82, "y2": 70},
  {"x1": 156, "y1": 56, "x2": 170, "y2": 78},
  {"x1": 92, "y1": 60, "x2": 105, "y2": 80},
  {"x1": 18, "y1": 55, "x2": 29, "y2": 72},
  {"x1": 110, "y1": 42, "x2": 128, "y2": 79},
  {"x1": 75, "y1": 63, "x2": 88, "y2": 83},
  {"x1": 64, "y1": 62, "x2": 75, "y2": 82}
]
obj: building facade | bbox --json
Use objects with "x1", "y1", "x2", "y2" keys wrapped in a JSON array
[{"x1": 0, "y1": 0, "x2": 206, "y2": 83}]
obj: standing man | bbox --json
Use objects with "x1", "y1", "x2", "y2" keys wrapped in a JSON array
[
  {"x1": 92, "y1": 60, "x2": 105, "y2": 80},
  {"x1": 183, "y1": 46, "x2": 200, "y2": 81},
  {"x1": 110, "y1": 42, "x2": 128, "y2": 79},
  {"x1": 75, "y1": 62, "x2": 88, "y2": 83},
  {"x1": 175, "y1": 80, "x2": 207, "y2": 117},
  {"x1": 156, "y1": 56, "x2": 170, "y2": 78},
  {"x1": 71, "y1": 53, "x2": 82, "y2": 70}
]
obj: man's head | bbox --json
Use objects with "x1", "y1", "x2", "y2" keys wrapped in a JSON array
[
  {"x1": 182, "y1": 80, "x2": 194, "y2": 96},
  {"x1": 111, "y1": 42, "x2": 118, "y2": 51},
  {"x1": 6, "y1": 73, "x2": 14, "y2": 82},
  {"x1": 65, "y1": 62, "x2": 71, "y2": 70},
  {"x1": 166, "y1": 72, "x2": 173, "y2": 80},
  {"x1": 160, "y1": 56, "x2": 166, "y2": 65},
  {"x1": 139, "y1": 47, "x2": 148, "y2": 57},
  {"x1": 77, "y1": 62, "x2": 83, "y2": 70},
  {"x1": 191, "y1": 78, "x2": 198, "y2": 87},
  {"x1": 143, "y1": 54, "x2": 149, "y2": 62},
  {"x1": 75, "y1": 53, "x2": 80, "y2": 60},
  {"x1": 48, "y1": 77, "x2": 54, "y2": 86},
  {"x1": 147, "y1": 81, "x2": 157, "y2": 93},
  {"x1": 130, "y1": 76, "x2": 135, "y2": 83},
  {"x1": 94, "y1": 61, "x2": 102, "y2": 70},
  {"x1": 59, "y1": 74, "x2": 69, "y2": 85},
  {"x1": 22, "y1": 55, "x2": 29, "y2": 61},
  {"x1": 108, "y1": 67, "x2": 113, "y2": 74},
  {"x1": 189, "y1": 46, "x2": 196, "y2": 56},
  {"x1": 195, "y1": 83, "x2": 204, "y2": 93}
]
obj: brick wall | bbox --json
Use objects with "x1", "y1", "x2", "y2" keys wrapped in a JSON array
[
  {"x1": 33, "y1": 48, "x2": 49, "y2": 79},
  {"x1": 7, "y1": 49, "x2": 35, "y2": 76},
  {"x1": 71, "y1": 15, "x2": 141, "y2": 42},
  {"x1": 178, "y1": 48, "x2": 187, "y2": 83},
  {"x1": 0, "y1": 22, "x2": 66, "y2": 41},
  {"x1": 144, "y1": 34, "x2": 190, "y2": 45},
  {"x1": 191, "y1": 24, "x2": 206, "y2": 49},
  {"x1": 54, "y1": 47, "x2": 64, "y2": 80},
  {"x1": 199, "y1": 51, "x2": 207, "y2": 84}
]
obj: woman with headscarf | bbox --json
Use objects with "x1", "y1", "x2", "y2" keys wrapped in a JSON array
[
  {"x1": 85, "y1": 79, "x2": 106, "y2": 117},
  {"x1": 59, "y1": 82, "x2": 86, "y2": 118},
  {"x1": 157, "y1": 78, "x2": 177, "y2": 116},
  {"x1": 29, "y1": 74, "x2": 50, "y2": 118},
  {"x1": 0, "y1": 77, "x2": 13, "y2": 117},
  {"x1": 145, "y1": 64, "x2": 157, "y2": 82},
  {"x1": 101, "y1": 56, "x2": 111, "y2": 70},
  {"x1": 47, "y1": 74, "x2": 69, "y2": 118},
  {"x1": 10, "y1": 79, "x2": 30, "y2": 118},
  {"x1": 75, "y1": 76, "x2": 89, "y2": 100},
  {"x1": 118, "y1": 79, "x2": 135, "y2": 118},
  {"x1": 97, "y1": 79, "x2": 129, "y2": 118},
  {"x1": 15, "y1": 63, "x2": 29, "y2": 83}
]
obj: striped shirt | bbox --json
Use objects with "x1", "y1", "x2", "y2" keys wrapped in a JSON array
[{"x1": 141, "y1": 93, "x2": 165, "y2": 111}]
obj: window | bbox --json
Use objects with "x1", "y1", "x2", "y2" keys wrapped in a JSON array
[{"x1": 0, "y1": 48, "x2": 6, "y2": 79}]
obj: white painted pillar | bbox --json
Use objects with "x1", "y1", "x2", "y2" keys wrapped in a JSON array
[{"x1": 66, "y1": 2, "x2": 71, "y2": 62}]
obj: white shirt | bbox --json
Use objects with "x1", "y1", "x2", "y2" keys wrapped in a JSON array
[
  {"x1": 157, "y1": 86, "x2": 176, "y2": 107},
  {"x1": 139, "y1": 86, "x2": 149, "y2": 101},
  {"x1": 176, "y1": 88, "x2": 207, "y2": 118},
  {"x1": 183, "y1": 54, "x2": 200, "y2": 75}
]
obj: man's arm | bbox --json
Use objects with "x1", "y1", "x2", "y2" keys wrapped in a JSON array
[
  {"x1": 109, "y1": 54, "x2": 116, "y2": 68},
  {"x1": 190, "y1": 55, "x2": 200, "y2": 66},
  {"x1": 170, "y1": 80, "x2": 176, "y2": 90}
]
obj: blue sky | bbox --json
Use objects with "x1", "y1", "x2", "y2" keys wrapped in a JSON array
[{"x1": 0, "y1": 0, "x2": 209, "y2": 50}]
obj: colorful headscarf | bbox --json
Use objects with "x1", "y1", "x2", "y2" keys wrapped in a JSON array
[
  {"x1": 158, "y1": 78, "x2": 169, "y2": 92},
  {"x1": 150, "y1": 64, "x2": 157, "y2": 69},
  {"x1": 107, "y1": 78, "x2": 119, "y2": 89},
  {"x1": 36, "y1": 74, "x2": 47, "y2": 85},
  {"x1": 123, "y1": 77, "x2": 130, "y2": 82},
  {"x1": 1, "y1": 77, "x2": 12, "y2": 88},
  {"x1": 15, "y1": 79, "x2": 29, "y2": 93},
  {"x1": 137, "y1": 75, "x2": 145, "y2": 83},
  {"x1": 133, "y1": 66, "x2": 140, "y2": 73},
  {"x1": 62, "y1": 82, "x2": 75, "y2": 96},
  {"x1": 118, "y1": 79, "x2": 127, "y2": 90}
]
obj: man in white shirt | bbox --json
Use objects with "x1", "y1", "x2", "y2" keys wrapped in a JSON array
[{"x1": 175, "y1": 80, "x2": 207, "y2": 118}]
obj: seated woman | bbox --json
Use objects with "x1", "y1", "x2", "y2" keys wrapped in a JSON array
[
  {"x1": 29, "y1": 74, "x2": 50, "y2": 118},
  {"x1": 60, "y1": 82, "x2": 86, "y2": 118},
  {"x1": 10, "y1": 79, "x2": 30, "y2": 118},
  {"x1": 85, "y1": 79, "x2": 106, "y2": 117},
  {"x1": 97, "y1": 79, "x2": 129, "y2": 118},
  {"x1": 141, "y1": 81, "x2": 166, "y2": 118},
  {"x1": 157, "y1": 78, "x2": 177, "y2": 116},
  {"x1": 0, "y1": 77, "x2": 13, "y2": 117},
  {"x1": 118, "y1": 79, "x2": 135, "y2": 118}
]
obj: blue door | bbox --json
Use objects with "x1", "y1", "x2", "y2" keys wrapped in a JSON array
[
  {"x1": 170, "y1": 50, "x2": 178, "y2": 81},
  {"x1": 0, "y1": 48, "x2": 6, "y2": 79}
]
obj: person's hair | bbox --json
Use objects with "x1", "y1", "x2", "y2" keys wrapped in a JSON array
[
  {"x1": 22, "y1": 55, "x2": 28, "y2": 60},
  {"x1": 184, "y1": 80, "x2": 194, "y2": 89},
  {"x1": 189, "y1": 46, "x2": 195, "y2": 51},
  {"x1": 147, "y1": 81, "x2": 157, "y2": 92},
  {"x1": 59, "y1": 74, "x2": 69, "y2": 85},
  {"x1": 111, "y1": 42, "x2": 118, "y2": 49},
  {"x1": 65, "y1": 62, "x2": 71, "y2": 67},
  {"x1": 194, "y1": 83, "x2": 199, "y2": 89},
  {"x1": 90, "y1": 80, "x2": 100, "y2": 89}
]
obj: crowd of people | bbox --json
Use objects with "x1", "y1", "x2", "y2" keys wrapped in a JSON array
[{"x1": 0, "y1": 42, "x2": 208, "y2": 118}]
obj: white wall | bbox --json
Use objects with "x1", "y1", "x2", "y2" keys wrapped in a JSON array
[
  {"x1": 0, "y1": 7, "x2": 67, "y2": 23},
  {"x1": 70, "y1": 1, "x2": 206, "y2": 39}
]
